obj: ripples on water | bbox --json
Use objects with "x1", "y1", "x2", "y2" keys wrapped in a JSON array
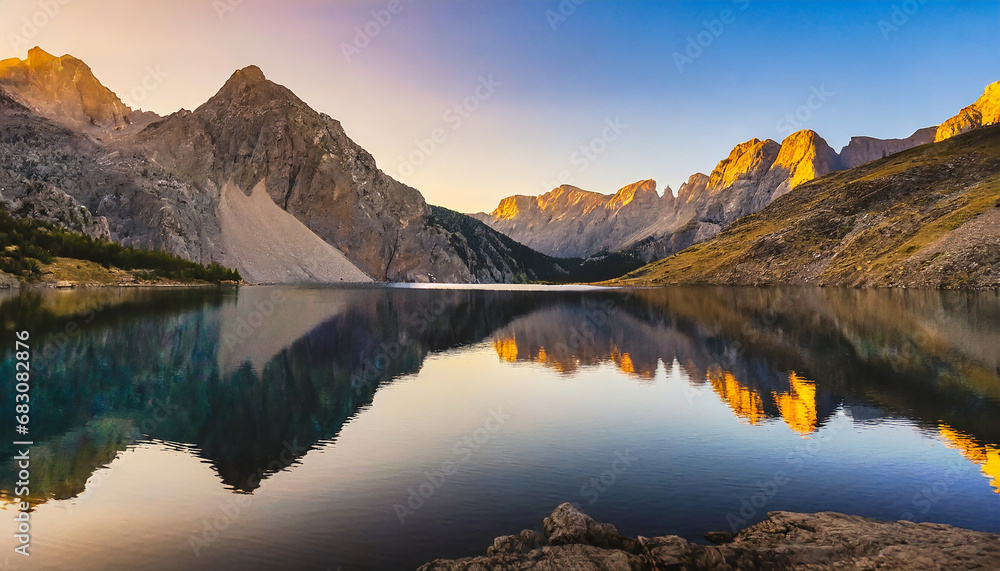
[{"x1": 0, "y1": 285, "x2": 998, "y2": 570}]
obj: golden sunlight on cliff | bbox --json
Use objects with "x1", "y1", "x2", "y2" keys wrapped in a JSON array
[
  {"x1": 708, "y1": 368, "x2": 765, "y2": 425},
  {"x1": 491, "y1": 197, "x2": 521, "y2": 220},
  {"x1": 607, "y1": 179, "x2": 657, "y2": 210},
  {"x1": 771, "y1": 130, "x2": 839, "y2": 189},
  {"x1": 935, "y1": 81, "x2": 1000, "y2": 142},
  {"x1": 773, "y1": 373, "x2": 818, "y2": 436},
  {"x1": 493, "y1": 337, "x2": 518, "y2": 362},
  {"x1": 707, "y1": 139, "x2": 778, "y2": 190},
  {"x1": 939, "y1": 425, "x2": 1000, "y2": 494}
]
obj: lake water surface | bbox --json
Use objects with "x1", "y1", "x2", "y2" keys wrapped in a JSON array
[{"x1": 1, "y1": 285, "x2": 999, "y2": 570}]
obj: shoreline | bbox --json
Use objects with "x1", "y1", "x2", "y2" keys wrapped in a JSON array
[
  {"x1": 3, "y1": 276, "x2": 999, "y2": 292},
  {"x1": 420, "y1": 503, "x2": 1000, "y2": 570}
]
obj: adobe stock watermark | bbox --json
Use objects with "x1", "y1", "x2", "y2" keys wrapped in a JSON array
[
  {"x1": 673, "y1": 0, "x2": 750, "y2": 73},
  {"x1": 580, "y1": 449, "x2": 638, "y2": 505},
  {"x1": 541, "y1": 117, "x2": 627, "y2": 191},
  {"x1": 393, "y1": 407, "x2": 510, "y2": 524},
  {"x1": 396, "y1": 75, "x2": 501, "y2": 178},
  {"x1": 341, "y1": 0, "x2": 410, "y2": 62},
  {"x1": 775, "y1": 85, "x2": 833, "y2": 138},
  {"x1": 877, "y1": 0, "x2": 928, "y2": 40},
  {"x1": 120, "y1": 65, "x2": 169, "y2": 110},
  {"x1": 6, "y1": 0, "x2": 72, "y2": 54},
  {"x1": 545, "y1": 0, "x2": 585, "y2": 31},
  {"x1": 213, "y1": 0, "x2": 243, "y2": 21}
]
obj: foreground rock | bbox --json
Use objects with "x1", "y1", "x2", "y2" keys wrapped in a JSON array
[{"x1": 420, "y1": 503, "x2": 1000, "y2": 570}]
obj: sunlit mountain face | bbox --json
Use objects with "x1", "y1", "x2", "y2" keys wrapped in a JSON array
[{"x1": 1, "y1": 285, "x2": 998, "y2": 569}]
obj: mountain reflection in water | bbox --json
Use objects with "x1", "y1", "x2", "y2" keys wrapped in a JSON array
[{"x1": 0, "y1": 285, "x2": 998, "y2": 569}]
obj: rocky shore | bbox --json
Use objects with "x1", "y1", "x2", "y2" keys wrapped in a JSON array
[{"x1": 419, "y1": 503, "x2": 1000, "y2": 570}]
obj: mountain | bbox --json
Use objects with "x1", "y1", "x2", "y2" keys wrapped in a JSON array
[
  {"x1": 3, "y1": 47, "x2": 995, "y2": 285},
  {"x1": 936, "y1": 81, "x2": 1000, "y2": 142},
  {"x1": 0, "y1": 49, "x2": 593, "y2": 284},
  {"x1": 131, "y1": 65, "x2": 480, "y2": 282},
  {"x1": 470, "y1": 179, "x2": 676, "y2": 258},
  {"x1": 430, "y1": 205, "x2": 644, "y2": 283},
  {"x1": 839, "y1": 127, "x2": 936, "y2": 169},
  {"x1": 475, "y1": 83, "x2": 1000, "y2": 269},
  {"x1": 475, "y1": 129, "x2": 845, "y2": 263},
  {"x1": 617, "y1": 129, "x2": 846, "y2": 265},
  {"x1": 0, "y1": 47, "x2": 158, "y2": 136},
  {"x1": 612, "y1": 124, "x2": 1000, "y2": 289}
]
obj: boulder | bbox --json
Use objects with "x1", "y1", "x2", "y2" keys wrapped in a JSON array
[{"x1": 420, "y1": 503, "x2": 1000, "y2": 570}]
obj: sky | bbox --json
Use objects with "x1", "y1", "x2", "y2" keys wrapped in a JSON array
[{"x1": 1, "y1": 0, "x2": 997, "y2": 213}]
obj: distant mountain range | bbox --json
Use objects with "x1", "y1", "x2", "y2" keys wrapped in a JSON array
[
  {"x1": 473, "y1": 81, "x2": 999, "y2": 265},
  {"x1": 0, "y1": 47, "x2": 996, "y2": 285}
]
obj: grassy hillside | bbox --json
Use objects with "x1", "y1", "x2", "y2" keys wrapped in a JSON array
[
  {"x1": 611, "y1": 125, "x2": 1000, "y2": 289},
  {"x1": 0, "y1": 205, "x2": 241, "y2": 284},
  {"x1": 430, "y1": 206, "x2": 646, "y2": 283}
]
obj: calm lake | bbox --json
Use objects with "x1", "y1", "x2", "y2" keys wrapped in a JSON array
[{"x1": 1, "y1": 285, "x2": 999, "y2": 570}]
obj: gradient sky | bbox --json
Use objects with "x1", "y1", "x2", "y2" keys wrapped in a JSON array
[{"x1": 1, "y1": 0, "x2": 996, "y2": 212}]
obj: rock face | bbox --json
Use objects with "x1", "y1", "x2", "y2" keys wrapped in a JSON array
[
  {"x1": 764, "y1": 129, "x2": 841, "y2": 197},
  {"x1": 675, "y1": 172, "x2": 710, "y2": 208},
  {"x1": 0, "y1": 86, "x2": 228, "y2": 266},
  {"x1": 420, "y1": 502, "x2": 1000, "y2": 570},
  {"x1": 134, "y1": 65, "x2": 476, "y2": 282},
  {"x1": 706, "y1": 138, "x2": 780, "y2": 190},
  {"x1": 840, "y1": 127, "x2": 936, "y2": 169},
  {"x1": 621, "y1": 130, "x2": 841, "y2": 264},
  {"x1": 472, "y1": 180, "x2": 676, "y2": 258},
  {"x1": 0, "y1": 47, "x2": 158, "y2": 136},
  {"x1": 936, "y1": 81, "x2": 1000, "y2": 142}
]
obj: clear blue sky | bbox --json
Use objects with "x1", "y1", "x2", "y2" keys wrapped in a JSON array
[{"x1": 1, "y1": 0, "x2": 996, "y2": 212}]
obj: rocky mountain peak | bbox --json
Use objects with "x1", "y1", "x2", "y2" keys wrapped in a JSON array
[
  {"x1": 233, "y1": 65, "x2": 266, "y2": 84},
  {"x1": 536, "y1": 185, "x2": 606, "y2": 212},
  {"x1": 206, "y1": 65, "x2": 296, "y2": 112},
  {"x1": 608, "y1": 179, "x2": 657, "y2": 209},
  {"x1": 935, "y1": 81, "x2": 1000, "y2": 142},
  {"x1": 676, "y1": 173, "x2": 710, "y2": 206},
  {"x1": 707, "y1": 138, "x2": 780, "y2": 191},
  {"x1": 0, "y1": 46, "x2": 152, "y2": 133},
  {"x1": 771, "y1": 129, "x2": 840, "y2": 188},
  {"x1": 491, "y1": 195, "x2": 530, "y2": 220},
  {"x1": 25, "y1": 46, "x2": 59, "y2": 65}
]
